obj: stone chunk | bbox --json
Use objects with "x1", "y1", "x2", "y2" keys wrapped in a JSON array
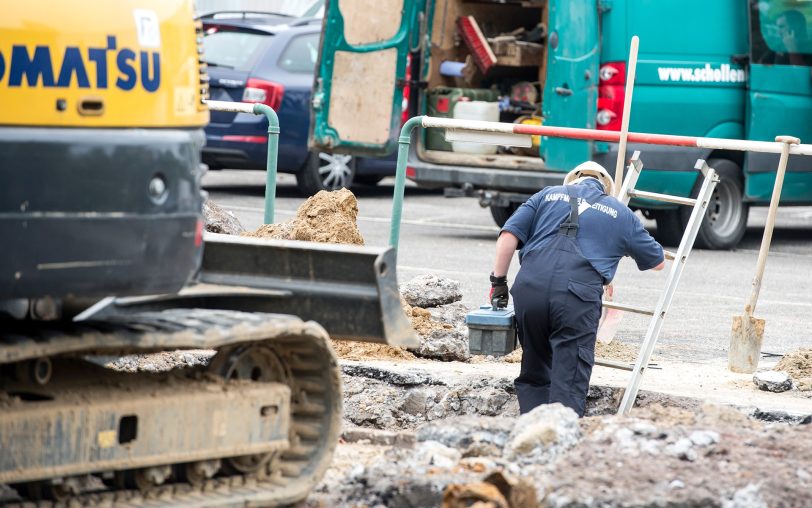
[
  {"x1": 405, "y1": 305, "x2": 470, "y2": 362},
  {"x1": 203, "y1": 199, "x2": 244, "y2": 235},
  {"x1": 503, "y1": 403, "x2": 582, "y2": 466},
  {"x1": 400, "y1": 274, "x2": 463, "y2": 308},
  {"x1": 416, "y1": 416, "x2": 514, "y2": 457},
  {"x1": 689, "y1": 430, "x2": 720, "y2": 447},
  {"x1": 753, "y1": 370, "x2": 793, "y2": 393},
  {"x1": 428, "y1": 302, "x2": 468, "y2": 327},
  {"x1": 410, "y1": 326, "x2": 470, "y2": 362},
  {"x1": 412, "y1": 441, "x2": 462, "y2": 469},
  {"x1": 665, "y1": 438, "x2": 697, "y2": 462}
]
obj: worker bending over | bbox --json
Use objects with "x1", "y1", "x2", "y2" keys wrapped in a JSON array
[{"x1": 490, "y1": 162, "x2": 664, "y2": 417}]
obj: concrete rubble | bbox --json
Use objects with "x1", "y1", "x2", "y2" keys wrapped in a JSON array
[
  {"x1": 202, "y1": 199, "x2": 245, "y2": 235},
  {"x1": 303, "y1": 363, "x2": 812, "y2": 507},
  {"x1": 401, "y1": 277, "x2": 471, "y2": 362},
  {"x1": 310, "y1": 389, "x2": 812, "y2": 508},
  {"x1": 400, "y1": 274, "x2": 464, "y2": 308},
  {"x1": 503, "y1": 403, "x2": 582, "y2": 467},
  {"x1": 753, "y1": 370, "x2": 793, "y2": 393},
  {"x1": 340, "y1": 364, "x2": 518, "y2": 429}
]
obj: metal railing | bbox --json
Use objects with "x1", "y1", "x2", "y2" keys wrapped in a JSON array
[
  {"x1": 389, "y1": 116, "x2": 812, "y2": 248},
  {"x1": 204, "y1": 100, "x2": 279, "y2": 224}
]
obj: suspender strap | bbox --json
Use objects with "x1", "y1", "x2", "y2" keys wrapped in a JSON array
[{"x1": 558, "y1": 185, "x2": 580, "y2": 237}]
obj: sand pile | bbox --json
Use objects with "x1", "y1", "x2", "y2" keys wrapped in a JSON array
[
  {"x1": 776, "y1": 348, "x2": 812, "y2": 391},
  {"x1": 776, "y1": 348, "x2": 812, "y2": 379},
  {"x1": 404, "y1": 303, "x2": 455, "y2": 337},
  {"x1": 242, "y1": 188, "x2": 364, "y2": 245},
  {"x1": 330, "y1": 340, "x2": 416, "y2": 361},
  {"x1": 595, "y1": 339, "x2": 642, "y2": 362}
]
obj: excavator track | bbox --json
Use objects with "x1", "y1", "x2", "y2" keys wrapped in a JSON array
[{"x1": 0, "y1": 309, "x2": 342, "y2": 507}]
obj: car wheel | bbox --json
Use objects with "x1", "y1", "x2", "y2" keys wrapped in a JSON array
[
  {"x1": 489, "y1": 203, "x2": 519, "y2": 228},
  {"x1": 681, "y1": 158, "x2": 748, "y2": 250},
  {"x1": 653, "y1": 209, "x2": 685, "y2": 247},
  {"x1": 296, "y1": 151, "x2": 356, "y2": 196}
]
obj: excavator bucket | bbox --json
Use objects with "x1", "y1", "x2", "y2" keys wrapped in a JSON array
[{"x1": 192, "y1": 233, "x2": 418, "y2": 347}]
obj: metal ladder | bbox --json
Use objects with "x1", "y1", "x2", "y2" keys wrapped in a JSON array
[{"x1": 604, "y1": 151, "x2": 719, "y2": 415}]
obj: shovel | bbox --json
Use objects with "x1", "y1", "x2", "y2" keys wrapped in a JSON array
[
  {"x1": 597, "y1": 283, "x2": 623, "y2": 344},
  {"x1": 729, "y1": 135, "x2": 800, "y2": 373}
]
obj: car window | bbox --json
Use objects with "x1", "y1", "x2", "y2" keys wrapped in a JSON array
[
  {"x1": 203, "y1": 30, "x2": 271, "y2": 71},
  {"x1": 278, "y1": 33, "x2": 320, "y2": 73},
  {"x1": 751, "y1": 0, "x2": 812, "y2": 65}
]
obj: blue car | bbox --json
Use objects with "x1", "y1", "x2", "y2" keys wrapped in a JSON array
[{"x1": 200, "y1": 12, "x2": 396, "y2": 195}]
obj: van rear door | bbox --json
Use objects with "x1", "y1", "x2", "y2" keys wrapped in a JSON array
[
  {"x1": 746, "y1": 0, "x2": 812, "y2": 202},
  {"x1": 541, "y1": 0, "x2": 599, "y2": 170},
  {"x1": 309, "y1": 0, "x2": 422, "y2": 157}
]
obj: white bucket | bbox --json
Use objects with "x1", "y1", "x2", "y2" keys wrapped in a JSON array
[{"x1": 450, "y1": 100, "x2": 500, "y2": 154}]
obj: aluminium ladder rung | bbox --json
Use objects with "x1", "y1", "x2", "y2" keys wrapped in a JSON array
[
  {"x1": 596, "y1": 357, "x2": 634, "y2": 371},
  {"x1": 627, "y1": 189, "x2": 697, "y2": 206},
  {"x1": 596, "y1": 358, "x2": 660, "y2": 371},
  {"x1": 601, "y1": 301, "x2": 655, "y2": 316},
  {"x1": 664, "y1": 250, "x2": 676, "y2": 260}
]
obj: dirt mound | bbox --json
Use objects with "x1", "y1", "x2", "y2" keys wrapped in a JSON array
[
  {"x1": 331, "y1": 340, "x2": 416, "y2": 361},
  {"x1": 242, "y1": 188, "x2": 364, "y2": 245},
  {"x1": 596, "y1": 339, "x2": 643, "y2": 362},
  {"x1": 776, "y1": 348, "x2": 812, "y2": 379},
  {"x1": 326, "y1": 304, "x2": 454, "y2": 362},
  {"x1": 502, "y1": 348, "x2": 522, "y2": 363}
]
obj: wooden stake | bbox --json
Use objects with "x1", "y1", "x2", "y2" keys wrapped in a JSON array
[{"x1": 614, "y1": 36, "x2": 639, "y2": 196}]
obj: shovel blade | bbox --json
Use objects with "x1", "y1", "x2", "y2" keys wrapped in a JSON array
[
  {"x1": 597, "y1": 283, "x2": 623, "y2": 344},
  {"x1": 729, "y1": 315, "x2": 765, "y2": 373},
  {"x1": 597, "y1": 308, "x2": 624, "y2": 344}
]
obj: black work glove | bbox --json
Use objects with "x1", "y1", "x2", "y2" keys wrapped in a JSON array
[{"x1": 489, "y1": 273, "x2": 509, "y2": 310}]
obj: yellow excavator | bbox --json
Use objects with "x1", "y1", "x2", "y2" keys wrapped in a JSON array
[{"x1": 0, "y1": 1, "x2": 413, "y2": 504}]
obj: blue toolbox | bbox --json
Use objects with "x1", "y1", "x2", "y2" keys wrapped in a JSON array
[{"x1": 466, "y1": 305, "x2": 518, "y2": 356}]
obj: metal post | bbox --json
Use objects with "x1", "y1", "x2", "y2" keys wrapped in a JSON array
[
  {"x1": 389, "y1": 116, "x2": 424, "y2": 249},
  {"x1": 252, "y1": 104, "x2": 280, "y2": 225},
  {"x1": 203, "y1": 100, "x2": 280, "y2": 225}
]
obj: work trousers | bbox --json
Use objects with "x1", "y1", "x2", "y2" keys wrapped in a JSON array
[{"x1": 511, "y1": 241, "x2": 603, "y2": 417}]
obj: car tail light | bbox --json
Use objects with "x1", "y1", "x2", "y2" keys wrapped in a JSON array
[
  {"x1": 194, "y1": 219, "x2": 204, "y2": 247},
  {"x1": 597, "y1": 61, "x2": 625, "y2": 131},
  {"x1": 242, "y1": 78, "x2": 284, "y2": 111},
  {"x1": 222, "y1": 135, "x2": 267, "y2": 143},
  {"x1": 401, "y1": 54, "x2": 412, "y2": 126}
]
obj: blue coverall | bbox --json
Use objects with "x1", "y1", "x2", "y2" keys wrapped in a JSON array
[{"x1": 502, "y1": 179, "x2": 663, "y2": 416}]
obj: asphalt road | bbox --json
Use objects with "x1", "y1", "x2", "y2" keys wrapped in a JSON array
[{"x1": 203, "y1": 169, "x2": 812, "y2": 362}]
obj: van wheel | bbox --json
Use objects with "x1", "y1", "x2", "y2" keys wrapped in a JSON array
[
  {"x1": 296, "y1": 151, "x2": 356, "y2": 196},
  {"x1": 489, "y1": 203, "x2": 519, "y2": 228},
  {"x1": 682, "y1": 158, "x2": 748, "y2": 250},
  {"x1": 653, "y1": 209, "x2": 685, "y2": 248}
]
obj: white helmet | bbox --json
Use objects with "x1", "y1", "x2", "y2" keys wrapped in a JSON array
[{"x1": 564, "y1": 161, "x2": 614, "y2": 196}]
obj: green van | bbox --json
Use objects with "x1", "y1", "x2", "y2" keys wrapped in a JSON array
[{"x1": 310, "y1": 0, "x2": 812, "y2": 249}]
